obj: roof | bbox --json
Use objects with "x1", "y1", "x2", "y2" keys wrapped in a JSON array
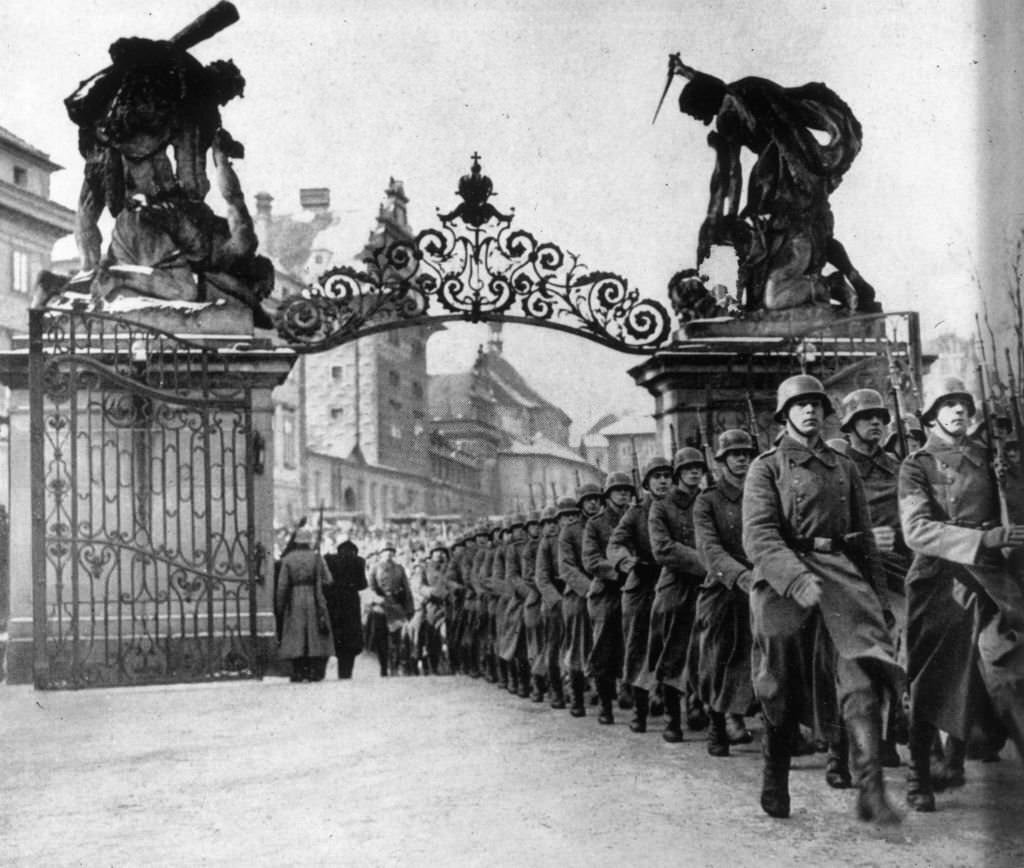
[
  {"x1": 581, "y1": 432, "x2": 609, "y2": 448},
  {"x1": 0, "y1": 124, "x2": 62, "y2": 170},
  {"x1": 597, "y1": 414, "x2": 657, "y2": 437},
  {"x1": 502, "y1": 433, "x2": 590, "y2": 465}
]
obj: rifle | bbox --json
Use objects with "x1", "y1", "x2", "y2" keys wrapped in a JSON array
[
  {"x1": 1007, "y1": 347, "x2": 1024, "y2": 467},
  {"x1": 528, "y1": 484, "x2": 538, "y2": 512},
  {"x1": 314, "y1": 501, "x2": 325, "y2": 552},
  {"x1": 669, "y1": 423, "x2": 679, "y2": 455},
  {"x1": 629, "y1": 436, "x2": 642, "y2": 501},
  {"x1": 651, "y1": 52, "x2": 681, "y2": 125},
  {"x1": 745, "y1": 357, "x2": 763, "y2": 453},
  {"x1": 883, "y1": 339, "x2": 908, "y2": 458},
  {"x1": 550, "y1": 480, "x2": 558, "y2": 503},
  {"x1": 977, "y1": 361, "x2": 1011, "y2": 524},
  {"x1": 700, "y1": 386, "x2": 717, "y2": 476},
  {"x1": 274, "y1": 515, "x2": 308, "y2": 642}
]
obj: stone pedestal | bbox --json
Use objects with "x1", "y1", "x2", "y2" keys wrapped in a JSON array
[{"x1": 0, "y1": 303, "x2": 296, "y2": 685}]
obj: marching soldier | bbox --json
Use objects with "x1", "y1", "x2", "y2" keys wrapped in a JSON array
[
  {"x1": 608, "y1": 455, "x2": 673, "y2": 733},
  {"x1": 443, "y1": 535, "x2": 469, "y2": 675},
  {"x1": 693, "y1": 430, "x2": 757, "y2": 757},
  {"x1": 520, "y1": 511, "x2": 547, "y2": 701},
  {"x1": 582, "y1": 472, "x2": 635, "y2": 725},
  {"x1": 646, "y1": 447, "x2": 708, "y2": 743},
  {"x1": 840, "y1": 389, "x2": 910, "y2": 769},
  {"x1": 559, "y1": 488, "x2": 601, "y2": 717},
  {"x1": 535, "y1": 505, "x2": 568, "y2": 709},
  {"x1": 418, "y1": 541, "x2": 451, "y2": 674},
  {"x1": 368, "y1": 542, "x2": 415, "y2": 678},
  {"x1": 470, "y1": 525, "x2": 497, "y2": 681},
  {"x1": 498, "y1": 513, "x2": 531, "y2": 698},
  {"x1": 743, "y1": 374, "x2": 902, "y2": 824},
  {"x1": 489, "y1": 518, "x2": 516, "y2": 693},
  {"x1": 899, "y1": 377, "x2": 1024, "y2": 812}
]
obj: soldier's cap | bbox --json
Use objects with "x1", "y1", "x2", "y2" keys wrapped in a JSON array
[
  {"x1": 640, "y1": 455, "x2": 673, "y2": 489},
  {"x1": 293, "y1": 526, "x2": 313, "y2": 545},
  {"x1": 575, "y1": 482, "x2": 603, "y2": 506},
  {"x1": 555, "y1": 495, "x2": 580, "y2": 518},
  {"x1": 509, "y1": 512, "x2": 528, "y2": 529},
  {"x1": 540, "y1": 505, "x2": 558, "y2": 524},
  {"x1": 379, "y1": 541, "x2": 397, "y2": 553},
  {"x1": 603, "y1": 471, "x2": 635, "y2": 496},
  {"x1": 474, "y1": 524, "x2": 491, "y2": 539},
  {"x1": 672, "y1": 446, "x2": 706, "y2": 475},
  {"x1": 526, "y1": 510, "x2": 542, "y2": 525},
  {"x1": 839, "y1": 388, "x2": 891, "y2": 432},
  {"x1": 428, "y1": 540, "x2": 449, "y2": 556},
  {"x1": 714, "y1": 429, "x2": 755, "y2": 461},
  {"x1": 773, "y1": 374, "x2": 834, "y2": 423},
  {"x1": 920, "y1": 376, "x2": 976, "y2": 424}
]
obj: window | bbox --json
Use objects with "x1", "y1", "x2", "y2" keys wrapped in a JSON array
[
  {"x1": 330, "y1": 407, "x2": 344, "y2": 420},
  {"x1": 11, "y1": 250, "x2": 31, "y2": 294},
  {"x1": 281, "y1": 408, "x2": 297, "y2": 468},
  {"x1": 388, "y1": 331, "x2": 401, "y2": 347},
  {"x1": 410, "y1": 340, "x2": 424, "y2": 359},
  {"x1": 390, "y1": 423, "x2": 402, "y2": 440},
  {"x1": 411, "y1": 380, "x2": 423, "y2": 400},
  {"x1": 388, "y1": 370, "x2": 400, "y2": 388},
  {"x1": 12, "y1": 166, "x2": 27, "y2": 187},
  {"x1": 330, "y1": 365, "x2": 343, "y2": 380}
]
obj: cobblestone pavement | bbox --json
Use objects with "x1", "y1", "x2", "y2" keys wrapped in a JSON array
[{"x1": 2, "y1": 656, "x2": 1023, "y2": 867}]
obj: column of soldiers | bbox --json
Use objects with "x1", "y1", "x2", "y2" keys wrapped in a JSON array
[{"x1": 388, "y1": 373, "x2": 1024, "y2": 827}]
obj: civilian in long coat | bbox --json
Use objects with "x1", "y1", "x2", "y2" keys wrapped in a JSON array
[
  {"x1": 323, "y1": 539, "x2": 367, "y2": 679},
  {"x1": 743, "y1": 375, "x2": 901, "y2": 824},
  {"x1": 558, "y1": 490, "x2": 599, "y2": 716},
  {"x1": 693, "y1": 430, "x2": 757, "y2": 756},
  {"x1": 647, "y1": 447, "x2": 707, "y2": 743},
  {"x1": 607, "y1": 456, "x2": 673, "y2": 732},
  {"x1": 534, "y1": 506, "x2": 567, "y2": 709},
  {"x1": 276, "y1": 526, "x2": 334, "y2": 682},
  {"x1": 582, "y1": 472, "x2": 634, "y2": 725},
  {"x1": 898, "y1": 378, "x2": 1024, "y2": 812},
  {"x1": 519, "y1": 513, "x2": 546, "y2": 701}
]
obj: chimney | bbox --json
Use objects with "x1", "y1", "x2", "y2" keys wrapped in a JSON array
[
  {"x1": 254, "y1": 191, "x2": 273, "y2": 248},
  {"x1": 300, "y1": 187, "x2": 332, "y2": 229}
]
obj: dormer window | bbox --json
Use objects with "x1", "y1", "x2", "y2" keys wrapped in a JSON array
[{"x1": 13, "y1": 166, "x2": 28, "y2": 187}]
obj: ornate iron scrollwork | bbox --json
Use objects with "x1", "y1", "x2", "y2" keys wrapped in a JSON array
[{"x1": 275, "y1": 155, "x2": 673, "y2": 354}]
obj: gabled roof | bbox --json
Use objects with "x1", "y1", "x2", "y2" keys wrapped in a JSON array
[
  {"x1": 502, "y1": 433, "x2": 589, "y2": 465},
  {"x1": 598, "y1": 414, "x2": 657, "y2": 437}
]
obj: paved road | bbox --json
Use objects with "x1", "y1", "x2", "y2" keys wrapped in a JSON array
[{"x1": 2, "y1": 657, "x2": 1023, "y2": 867}]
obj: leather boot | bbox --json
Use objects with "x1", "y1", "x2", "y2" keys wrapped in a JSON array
[
  {"x1": 517, "y1": 661, "x2": 532, "y2": 698},
  {"x1": 617, "y1": 681, "x2": 634, "y2": 710},
  {"x1": 496, "y1": 658, "x2": 509, "y2": 691},
  {"x1": 662, "y1": 686, "x2": 684, "y2": 743},
  {"x1": 825, "y1": 731, "x2": 852, "y2": 789},
  {"x1": 569, "y1": 672, "x2": 587, "y2": 717},
  {"x1": 846, "y1": 695, "x2": 903, "y2": 825},
  {"x1": 597, "y1": 677, "x2": 615, "y2": 725},
  {"x1": 686, "y1": 694, "x2": 709, "y2": 731},
  {"x1": 630, "y1": 688, "x2": 649, "y2": 733},
  {"x1": 707, "y1": 710, "x2": 730, "y2": 757},
  {"x1": 531, "y1": 675, "x2": 547, "y2": 703},
  {"x1": 760, "y1": 717, "x2": 792, "y2": 819},
  {"x1": 726, "y1": 714, "x2": 753, "y2": 745},
  {"x1": 549, "y1": 670, "x2": 567, "y2": 709},
  {"x1": 932, "y1": 735, "x2": 966, "y2": 791},
  {"x1": 484, "y1": 652, "x2": 497, "y2": 683},
  {"x1": 906, "y1": 720, "x2": 936, "y2": 812}
]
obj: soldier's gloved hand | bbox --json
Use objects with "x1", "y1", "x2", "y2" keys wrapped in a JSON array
[
  {"x1": 736, "y1": 570, "x2": 753, "y2": 593},
  {"x1": 980, "y1": 526, "x2": 1024, "y2": 549},
  {"x1": 871, "y1": 526, "x2": 896, "y2": 554},
  {"x1": 787, "y1": 572, "x2": 823, "y2": 608},
  {"x1": 999, "y1": 525, "x2": 1024, "y2": 549}
]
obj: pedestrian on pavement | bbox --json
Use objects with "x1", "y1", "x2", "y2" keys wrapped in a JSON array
[
  {"x1": 743, "y1": 374, "x2": 902, "y2": 824},
  {"x1": 367, "y1": 543, "x2": 415, "y2": 677},
  {"x1": 323, "y1": 539, "x2": 368, "y2": 679},
  {"x1": 693, "y1": 430, "x2": 757, "y2": 757},
  {"x1": 558, "y1": 490, "x2": 599, "y2": 716},
  {"x1": 607, "y1": 455, "x2": 673, "y2": 733},
  {"x1": 899, "y1": 377, "x2": 1024, "y2": 812},
  {"x1": 276, "y1": 526, "x2": 334, "y2": 683},
  {"x1": 646, "y1": 447, "x2": 708, "y2": 744},
  {"x1": 582, "y1": 472, "x2": 634, "y2": 725}
]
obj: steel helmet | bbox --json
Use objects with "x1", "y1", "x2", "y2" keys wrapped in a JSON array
[
  {"x1": 672, "y1": 446, "x2": 706, "y2": 476},
  {"x1": 575, "y1": 482, "x2": 603, "y2": 506},
  {"x1": 884, "y1": 413, "x2": 925, "y2": 452},
  {"x1": 714, "y1": 429, "x2": 755, "y2": 461},
  {"x1": 428, "y1": 540, "x2": 449, "y2": 557},
  {"x1": 640, "y1": 455, "x2": 672, "y2": 489},
  {"x1": 774, "y1": 374, "x2": 834, "y2": 423},
  {"x1": 525, "y1": 510, "x2": 541, "y2": 526},
  {"x1": 555, "y1": 495, "x2": 580, "y2": 518},
  {"x1": 540, "y1": 505, "x2": 558, "y2": 524},
  {"x1": 920, "y1": 377, "x2": 976, "y2": 424},
  {"x1": 603, "y1": 471, "x2": 635, "y2": 497},
  {"x1": 839, "y1": 388, "x2": 891, "y2": 432},
  {"x1": 509, "y1": 512, "x2": 527, "y2": 529}
]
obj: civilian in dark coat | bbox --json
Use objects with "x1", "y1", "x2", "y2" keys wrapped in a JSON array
[
  {"x1": 276, "y1": 526, "x2": 334, "y2": 682},
  {"x1": 323, "y1": 540, "x2": 368, "y2": 679}
]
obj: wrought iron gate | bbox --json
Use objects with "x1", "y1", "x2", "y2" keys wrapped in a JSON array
[{"x1": 29, "y1": 308, "x2": 260, "y2": 688}]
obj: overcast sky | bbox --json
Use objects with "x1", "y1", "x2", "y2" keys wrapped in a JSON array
[{"x1": 0, "y1": 0, "x2": 984, "y2": 434}]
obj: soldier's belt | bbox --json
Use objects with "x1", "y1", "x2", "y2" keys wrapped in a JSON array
[{"x1": 790, "y1": 533, "x2": 864, "y2": 555}]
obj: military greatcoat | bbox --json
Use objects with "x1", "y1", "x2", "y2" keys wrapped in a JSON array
[
  {"x1": 742, "y1": 434, "x2": 901, "y2": 730},
  {"x1": 520, "y1": 534, "x2": 545, "y2": 669},
  {"x1": 693, "y1": 475, "x2": 755, "y2": 716},
  {"x1": 559, "y1": 518, "x2": 595, "y2": 675},
  {"x1": 499, "y1": 538, "x2": 528, "y2": 662},
  {"x1": 644, "y1": 487, "x2": 705, "y2": 694},
  {"x1": 899, "y1": 431, "x2": 1024, "y2": 744},
  {"x1": 607, "y1": 494, "x2": 661, "y2": 687},
  {"x1": 534, "y1": 528, "x2": 566, "y2": 679},
  {"x1": 276, "y1": 546, "x2": 334, "y2": 661},
  {"x1": 582, "y1": 502, "x2": 626, "y2": 682}
]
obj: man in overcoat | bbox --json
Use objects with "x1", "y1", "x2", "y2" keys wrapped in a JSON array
[
  {"x1": 276, "y1": 526, "x2": 334, "y2": 682},
  {"x1": 693, "y1": 430, "x2": 757, "y2": 756},
  {"x1": 498, "y1": 514, "x2": 531, "y2": 697},
  {"x1": 607, "y1": 456, "x2": 673, "y2": 733},
  {"x1": 647, "y1": 447, "x2": 708, "y2": 743},
  {"x1": 899, "y1": 377, "x2": 1024, "y2": 812},
  {"x1": 535, "y1": 505, "x2": 567, "y2": 708},
  {"x1": 323, "y1": 539, "x2": 367, "y2": 679},
  {"x1": 368, "y1": 543, "x2": 415, "y2": 677},
  {"x1": 520, "y1": 512, "x2": 546, "y2": 701},
  {"x1": 443, "y1": 536, "x2": 468, "y2": 674},
  {"x1": 558, "y1": 489, "x2": 600, "y2": 716},
  {"x1": 418, "y1": 542, "x2": 451, "y2": 674},
  {"x1": 582, "y1": 472, "x2": 635, "y2": 725},
  {"x1": 743, "y1": 374, "x2": 902, "y2": 824},
  {"x1": 488, "y1": 519, "x2": 515, "y2": 692},
  {"x1": 471, "y1": 525, "x2": 498, "y2": 681}
]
